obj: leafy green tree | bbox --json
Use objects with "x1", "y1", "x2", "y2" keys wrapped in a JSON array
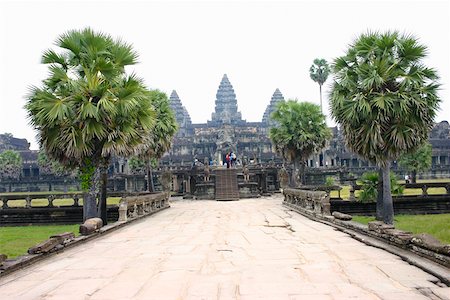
[
  {"x1": 270, "y1": 100, "x2": 331, "y2": 186},
  {"x1": 309, "y1": 58, "x2": 330, "y2": 112},
  {"x1": 0, "y1": 150, "x2": 22, "y2": 180},
  {"x1": 398, "y1": 142, "x2": 432, "y2": 183},
  {"x1": 26, "y1": 28, "x2": 155, "y2": 223},
  {"x1": 330, "y1": 31, "x2": 440, "y2": 224},
  {"x1": 38, "y1": 149, "x2": 73, "y2": 176},
  {"x1": 359, "y1": 171, "x2": 403, "y2": 203},
  {"x1": 135, "y1": 90, "x2": 177, "y2": 192},
  {"x1": 128, "y1": 156, "x2": 146, "y2": 175}
]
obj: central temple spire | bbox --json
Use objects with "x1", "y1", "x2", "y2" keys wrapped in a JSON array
[{"x1": 210, "y1": 74, "x2": 242, "y2": 125}]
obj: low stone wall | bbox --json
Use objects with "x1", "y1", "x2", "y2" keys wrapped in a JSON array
[
  {"x1": 238, "y1": 182, "x2": 260, "y2": 198},
  {"x1": 282, "y1": 188, "x2": 331, "y2": 217},
  {"x1": 283, "y1": 190, "x2": 450, "y2": 272},
  {"x1": 0, "y1": 206, "x2": 118, "y2": 226},
  {"x1": 332, "y1": 219, "x2": 450, "y2": 269},
  {"x1": 118, "y1": 192, "x2": 170, "y2": 222},
  {"x1": 331, "y1": 195, "x2": 450, "y2": 216}
]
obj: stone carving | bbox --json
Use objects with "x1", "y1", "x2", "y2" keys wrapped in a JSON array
[
  {"x1": 243, "y1": 165, "x2": 250, "y2": 181},
  {"x1": 204, "y1": 165, "x2": 210, "y2": 182}
]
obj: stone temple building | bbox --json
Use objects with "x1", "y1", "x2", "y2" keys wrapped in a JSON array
[
  {"x1": 1, "y1": 74, "x2": 450, "y2": 192},
  {"x1": 163, "y1": 74, "x2": 284, "y2": 166},
  {"x1": 162, "y1": 74, "x2": 450, "y2": 178}
]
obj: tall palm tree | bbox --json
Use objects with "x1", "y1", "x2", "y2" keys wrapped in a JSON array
[
  {"x1": 330, "y1": 31, "x2": 440, "y2": 224},
  {"x1": 309, "y1": 58, "x2": 330, "y2": 112},
  {"x1": 270, "y1": 100, "x2": 331, "y2": 186},
  {"x1": 26, "y1": 28, "x2": 155, "y2": 223},
  {"x1": 135, "y1": 90, "x2": 178, "y2": 192}
]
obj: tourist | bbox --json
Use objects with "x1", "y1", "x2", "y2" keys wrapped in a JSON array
[
  {"x1": 405, "y1": 174, "x2": 410, "y2": 184},
  {"x1": 231, "y1": 151, "x2": 237, "y2": 167},
  {"x1": 225, "y1": 152, "x2": 231, "y2": 168}
]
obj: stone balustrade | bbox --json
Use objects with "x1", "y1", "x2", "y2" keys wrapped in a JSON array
[
  {"x1": 350, "y1": 182, "x2": 450, "y2": 196},
  {"x1": 118, "y1": 192, "x2": 170, "y2": 222},
  {"x1": 283, "y1": 188, "x2": 331, "y2": 217},
  {"x1": 1, "y1": 193, "x2": 83, "y2": 209}
]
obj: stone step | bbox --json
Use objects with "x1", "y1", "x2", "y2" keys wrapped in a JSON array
[{"x1": 214, "y1": 169, "x2": 239, "y2": 201}]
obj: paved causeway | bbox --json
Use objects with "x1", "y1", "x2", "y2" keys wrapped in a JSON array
[{"x1": 1, "y1": 196, "x2": 449, "y2": 299}]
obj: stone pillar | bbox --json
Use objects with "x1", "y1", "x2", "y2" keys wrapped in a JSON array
[
  {"x1": 173, "y1": 175, "x2": 178, "y2": 192},
  {"x1": 186, "y1": 177, "x2": 191, "y2": 193}
]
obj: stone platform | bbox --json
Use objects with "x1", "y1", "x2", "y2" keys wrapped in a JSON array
[{"x1": 0, "y1": 195, "x2": 448, "y2": 299}]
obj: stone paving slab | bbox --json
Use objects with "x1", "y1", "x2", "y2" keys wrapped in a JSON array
[{"x1": 0, "y1": 196, "x2": 449, "y2": 300}]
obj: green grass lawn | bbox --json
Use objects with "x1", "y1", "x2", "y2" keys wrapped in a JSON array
[
  {"x1": 0, "y1": 224, "x2": 80, "y2": 259},
  {"x1": 352, "y1": 214, "x2": 450, "y2": 245}
]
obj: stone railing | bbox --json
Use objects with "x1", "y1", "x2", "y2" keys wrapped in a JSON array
[
  {"x1": 283, "y1": 188, "x2": 331, "y2": 217},
  {"x1": 118, "y1": 192, "x2": 170, "y2": 222},
  {"x1": 1, "y1": 193, "x2": 83, "y2": 209}
]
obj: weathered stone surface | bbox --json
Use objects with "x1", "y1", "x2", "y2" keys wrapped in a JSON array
[
  {"x1": 0, "y1": 196, "x2": 447, "y2": 299},
  {"x1": 383, "y1": 229, "x2": 414, "y2": 245},
  {"x1": 49, "y1": 232, "x2": 75, "y2": 244},
  {"x1": 412, "y1": 233, "x2": 450, "y2": 255},
  {"x1": 28, "y1": 238, "x2": 61, "y2": 254},
  {"x1": 368, "y1": 221, "x2": 394, "y2": 233},
  {"x1": 79, "y1": 217, "x2": 103, "y2": 236},
  {"x1": 332, "y1": 211, "x2": 352, "y2": 221}
]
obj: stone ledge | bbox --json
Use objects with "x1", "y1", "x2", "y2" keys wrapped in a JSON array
[{"x1": 0, "y1": 205, "x2": 170, "y2": 278}]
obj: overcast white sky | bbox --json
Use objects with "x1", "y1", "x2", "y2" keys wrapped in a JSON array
[{"x1": 1, "y1": 0, "x2": 449, "y2": 150}]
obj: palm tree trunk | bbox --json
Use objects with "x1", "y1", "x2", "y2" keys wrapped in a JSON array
[
  {"x1": 299, "y1": 160, "x2": 306, "y2": 185},
  {"x1": 98, "y1": 164, "x2": 108, "y2": 225},
  {"x1": 293, "y1": 158, "x2": 300, "y2": 187},
  {"x1": 376, "y1": 168, "x2": 383, "y2": 221},
  {"x1": 382, "y1": 162, "x2": 394, "y2": 225},
  {"x1": 146, "y1": 161, "x2": 155, "y2": 193},
  {"x1": 83, "y1": 168, "x2": 99, "y2": 221},
  {"x1": 319, "y1": 84, "x2": 323, "y2": 113}
]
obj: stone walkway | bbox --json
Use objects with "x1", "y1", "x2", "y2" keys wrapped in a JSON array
[{"x1": 0, "y1": 196, "x2": 449, "y2": 299}]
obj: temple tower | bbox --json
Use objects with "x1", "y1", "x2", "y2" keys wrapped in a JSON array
[
  {"x1": 262, "y1": 88, "x2": 285, "y2": 127},
  {"x1": 169, "y1": 90, "x2": 192, "y2": 137},
  {"x1": 210, "y1": 74, "x2": 243, "y2": 125}
]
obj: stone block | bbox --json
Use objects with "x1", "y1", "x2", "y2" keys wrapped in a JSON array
[
  {"x1": 411, "y1": 233, "x2": 450, "y2": 255},
  {"x1": 367, "y1": 221, "x2": 394, "y2": 233},
  {"x1": 383, "y1": 229, "x2": 413, "y2": 245},
  {"x1": 28, "y1": 237, "x2": 61, "y2": 254},
  {"x1": 332, "y1": 211, "x2": 352, "y2": 221},
  {"x1": 79, "y1": 217, "x2": 103, "y2": 236},
  {"x1": 50, "y1": 232, "x2": 75, "y2": 244}
]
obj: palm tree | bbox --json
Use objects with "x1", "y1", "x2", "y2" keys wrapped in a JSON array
[
  {"x1": 309, "y1": 58, "x2": 330, "y2": 112},
  {"x1": 26, "y1": 28, "x2": 155, "y2": 223},
  {"x1": 135, "y1": 90, "x2": 178, "y2": 192},
  {"x1": 330, "y1": 31, "x2": 440, "y2": 224},
  {"x1": 270, "y1": 100, "x2": 331, "y2": 186}
]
